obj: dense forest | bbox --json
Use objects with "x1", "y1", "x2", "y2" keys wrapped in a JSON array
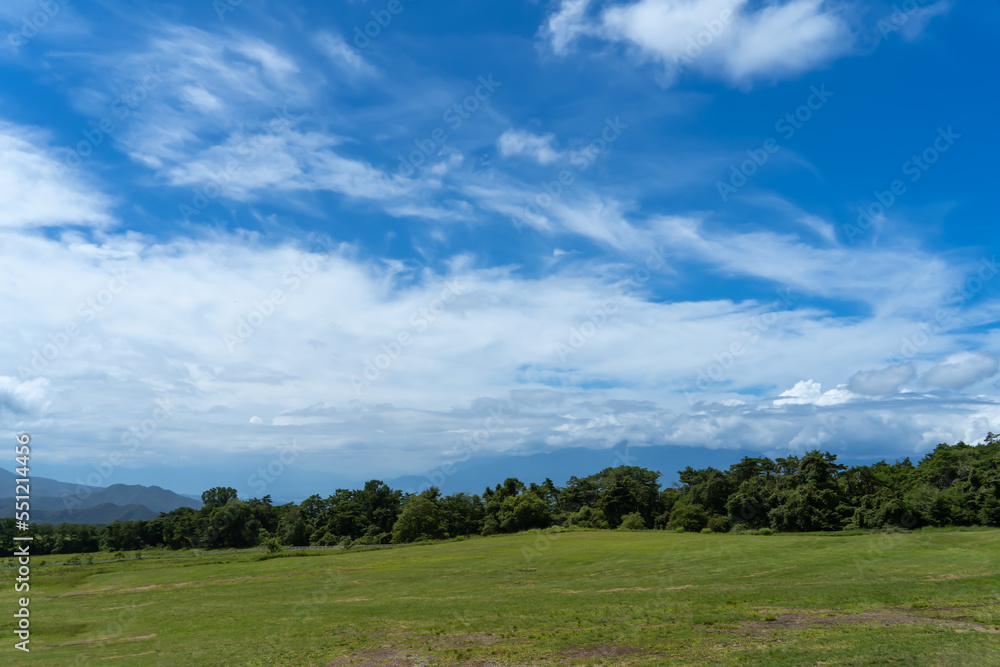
[{"x1": 4, "y1": 435, "x2": 1000, "y2": 556}]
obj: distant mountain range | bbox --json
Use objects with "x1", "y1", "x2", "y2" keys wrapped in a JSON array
[
  {"x1": 2, "y1": 442, "x2": 881, "y2": 524},
  {"x1": 0, "y1": 467, "x2": 201, "y2": 525},
  {"x1": 387, "y1": 441, "x2": 774, "y2": 495}
]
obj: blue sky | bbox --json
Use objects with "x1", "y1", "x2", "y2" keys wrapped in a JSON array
[{"x1": 2, "y1": 0, "x2": 999, "y2": 499}]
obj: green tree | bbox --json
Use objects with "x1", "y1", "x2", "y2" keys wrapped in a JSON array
[
  {"x1": 391, "y1": 494, "x2": 446, "y2": 543},
  {"x1": 667, "y1": 503, "x2": 708, "y2": 532},
  {"x1": 497, "y1": 492, "x2": 552, "y2": 533},
  {"x1": 201, "y1": 486, "x2": 239, "y2": 510}
]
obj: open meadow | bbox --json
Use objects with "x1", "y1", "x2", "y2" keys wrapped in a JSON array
[{"x1": 3, "y1": 528, "x2": 999, "y2": 666}]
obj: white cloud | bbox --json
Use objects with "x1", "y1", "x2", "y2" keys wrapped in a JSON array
[
  {"x1": 922, "y1": 351, "x2": 999, "y2": 390},
  {"x1": 4, "y1": 226, "x2": 1000, "y2": 479},
  {"x1": 0, "y1": 377, "x2": 49, "y2": 415},
  {"x1": 773, "y1": 379, "x2": 854, "y2": 406},
  {"x1": 315, "y1": 31, "x2": 375, "y2": 74},
  {"x1": 652, "y1": 215, "x2": 960, "y2": 314},
  {"x1": 544, "y1": 0, "x2": 597, "y2": 55},
  {"x1": 545, "y1": 0, "x2": 858, "y2": 87},
  {"x1": 163, "y1": 126, "x2": 407, "y2": 202},
  {"x1": 497, "y1": 129, "x2": 564, "y2": 165},
  {"x1": 76, "y1": 26, "x2": 406, "y2": 205},
  {"x1": 0, "y1": 122, "x2": 114, "y2": 229},
  {"x1": 849, "y1": 363, "x2": 916, "y2": 395}
]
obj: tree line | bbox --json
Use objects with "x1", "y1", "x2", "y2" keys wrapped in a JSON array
[{"x1": 4, "y1": 434, "x2": 999, "y2": 555}]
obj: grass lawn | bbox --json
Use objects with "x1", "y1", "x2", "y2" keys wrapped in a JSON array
[{"x1": 2, "y1": 528, "x2": 999, "y2": 665}]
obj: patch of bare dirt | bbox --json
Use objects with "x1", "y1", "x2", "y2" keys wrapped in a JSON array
[
  {"x1": 102, "y1": 601, "x2": 156, "y2": 610},
  {"x1": 923, "y1": 573, "x2": 981, "y2": 581},
  {"x1": 746, "y1": 567, "x2": 793, "y2": 578},
  {"x1": 46, "y1": 571, "x2": 338, "y2": 599},
  {"x1": 740, "y1": 609, "x2": 1000, "y2": 636},
  {"x1": 562, "y1": 584, "x2": 690, "y2": 594},
  {"x1": 397, "y1": 596, "x2": 470, "y2": 600}
]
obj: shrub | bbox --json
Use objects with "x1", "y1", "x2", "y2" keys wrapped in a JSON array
[
  {"x1": 674, "y1": 526, "x2": 685, "y2": 533},
  {"x1": 481, "y1": 516, "x2": 500, "y2": 536},
  {"x1": 667, "y1": 503, "x2": 709, "y2": 533},
  {"x1": 618, "y1": 512, "x2": 646, "y2": 531},
  {"x1": 112, "y1": 551, "x2": 125, "y2": 561},
  {"x1": 566, "y1": 506, "x2": 611, "y2": 530},
  {"x1": 707, "y1": 516, "x2": 730, "y2": 533},
  {"x1": 264, "y1": 536, "x2": 283, "y2": 553},
  {"x1": 700, "y1": 527, "x2": 712, "y2": 534},
  {"x1": 757, "y1": 527, "x2": 773, "y2": 536}
]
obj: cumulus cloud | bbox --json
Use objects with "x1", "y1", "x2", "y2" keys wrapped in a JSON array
[
  {"x1": 849, "y1": 363, "x2": 916, "y2": 396},
  {"x1": 922, "y1": 351, "x2": 999, "y2": 390},
  {"x1": 541, "y1": 0, "x2": 946, "y2": 87},
  {"x1": 773, "y1": 379, "x2": 854, "y2": 407}
]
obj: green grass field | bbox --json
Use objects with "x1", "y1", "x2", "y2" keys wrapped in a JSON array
[{"x1": 3, "y1": 528, "x2": 999, "y2": 665}]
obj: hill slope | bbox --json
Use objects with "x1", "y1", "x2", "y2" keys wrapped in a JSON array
[
  {"x1": 1, "y1": 502, "x2": 159, "y2": 524},
  {"x1": 0, "y1": 468, "x2": 201, "y2": 524}
]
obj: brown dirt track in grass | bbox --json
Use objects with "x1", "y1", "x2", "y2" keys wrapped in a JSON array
[{"x1": 741, "y1": 606, "x2": 1000, "y2": 636}]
